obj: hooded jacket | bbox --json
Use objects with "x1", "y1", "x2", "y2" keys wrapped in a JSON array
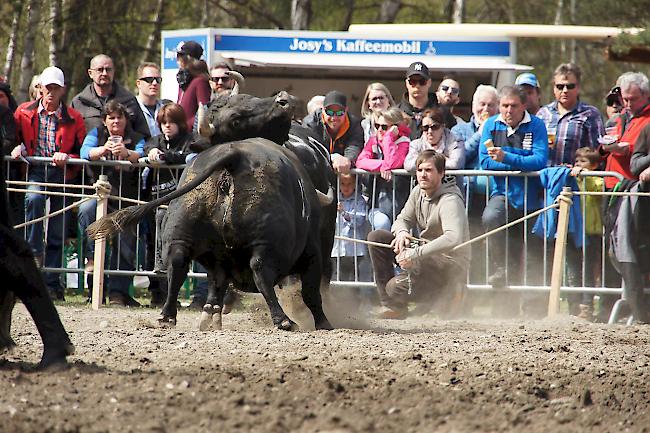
[
  {"x1": 71, "y1": 81, "x2": 150, "y2": 139},
  {"x1": 392, "y1": 179, "x2": 470, "y2": 269},
  {"x1": 404, "y1": 128, "x2": 465, "y2": 172}
]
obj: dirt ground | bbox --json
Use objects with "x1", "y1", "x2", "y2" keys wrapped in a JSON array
[{"x1": 1, "y1": 295, "x2": 649, "y2": 433}]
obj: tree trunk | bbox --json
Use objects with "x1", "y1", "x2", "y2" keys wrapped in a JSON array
[
  {"x1": 377, "y1": 0, "x2": 401, "y2": 23},
  {"x1": 17, "y1": 0, "x2": 42, "y2": 103},
  {"x1": 3, "y1": 0, "x2": 23, "y2": 83},
  {"x1": 49, "y1": 0, "x2": 62, "y2": 67},
  {"x1": 291, "y1": 0, "x2": 311, "y2": 30},
  {"x1": 569, "y1": 0, "x2": 577, "y2": 63},
  {"x1": 341, "y1": 0, "x2": 354, "y2": 31},
  {"x1": 554, "y1": 0, "x2": 566, "y2": 60},
  {"x1": 142, "y1": 0, "x2": 166, "y2": 65},
  {"x1": 199, "y1": 0, "x2": 209, "y2": 27},
  {"x1": 451, "y1": 0, "x2": 464, "y2": 24}
]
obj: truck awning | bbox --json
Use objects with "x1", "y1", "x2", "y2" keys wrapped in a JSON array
[{"x1": 227, "y1": 52, "x2": 532, "y2": 72}]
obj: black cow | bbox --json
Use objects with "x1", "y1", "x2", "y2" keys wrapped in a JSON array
[
  {"x1": 197, "y1": 91, "x2": 337, "y2": 291},
  {"x1": 0, "y1": 149, "x2": 74, "y2": 367},
  {"x1": 88, "y1": 139, "x2": 333, "y2": 331}
]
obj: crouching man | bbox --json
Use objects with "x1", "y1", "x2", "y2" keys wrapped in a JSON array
[{"x1": 368, "y1": 150, "x2": 470, "y2": 319}]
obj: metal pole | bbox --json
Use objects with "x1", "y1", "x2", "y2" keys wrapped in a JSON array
[
  {"x1": 92, "y1": 175, "x2": 110, "y2": 310},
  {"x1": 547, "y1": 187, "x2": 572, "y2": 317}
]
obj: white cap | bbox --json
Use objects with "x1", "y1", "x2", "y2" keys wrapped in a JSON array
[{"x1": 40, "y1": 66, "x2": 65, "y2": 87}]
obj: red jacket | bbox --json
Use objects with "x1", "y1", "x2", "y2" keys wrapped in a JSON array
[
  {"x1": 177, "y1": 75, "x2": 211, "y2": 131},
  {"x1": 602, "y1": 103, "x2": 650, "y2": 189},
  {"x1": 14, "y1": 100, "x2": 86, "y2": 158}
]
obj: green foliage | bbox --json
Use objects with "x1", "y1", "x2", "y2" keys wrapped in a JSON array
[{"x1": 611, "y1": 28, "x2": 650, "y2": 55}]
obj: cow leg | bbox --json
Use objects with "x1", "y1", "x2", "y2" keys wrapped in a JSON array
[
  {"x1": 0, "y1": 289, "x2": 16, "y2": 351},
  {"x1": 159, "y1": 244, "x2": 191, "y2": 326},
  {"x1": 199, "y1": 265, "x2": 226, "y2": 331},
  {"x1": 250, "y1": 255, "x2": 296, "y2": 331},
  {"x1": 299, "y1": 244, "x2": 333, "y2": 330}
]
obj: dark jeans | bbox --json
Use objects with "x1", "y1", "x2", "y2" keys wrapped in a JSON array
[
  {"x1": 481, "y1": 195, "x2": 544, "y2": 286},
  {"x1": 25, "y1": 167, "x2": 67, "y2": 293},
  {"x1": 367, "y1": 229, "x2": 463, "y2": 311}
]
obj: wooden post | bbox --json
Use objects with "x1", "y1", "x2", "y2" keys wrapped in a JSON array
[
  {"x1": 548, "y1": 187, "x2": 572, "y2": 317},
  {"x1": 92, "y1": 175, "x2": 109, "y2": 310}
]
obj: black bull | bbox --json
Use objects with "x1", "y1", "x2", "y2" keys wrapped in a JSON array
[
  {"x1": 0, "y1": 147, "x2": 74, "y2": 367},
  {"x1": 88, "y1": 140, "x2": 333, "y2": 330},
  {"x1": 198, "y1": 91, "x2": 337, "y2": 288}
]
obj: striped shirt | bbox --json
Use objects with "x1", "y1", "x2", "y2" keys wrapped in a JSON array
[
  {"x1": 36, "y1": 104, "x2": 61, "y2": 157},
  {"x1": 537, "y1": 101, "x2": 604, "y2": 166}
]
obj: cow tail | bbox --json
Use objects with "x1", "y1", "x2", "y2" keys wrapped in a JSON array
[{"x1": 87, "y1": 145, "x2": 241, "y2": 240}]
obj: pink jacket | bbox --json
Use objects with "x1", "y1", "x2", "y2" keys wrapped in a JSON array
[{"x1": 355, "y1": 123, "x2": 411, "y2": 172}]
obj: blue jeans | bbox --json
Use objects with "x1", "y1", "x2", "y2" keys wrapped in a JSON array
[{"x1": 25, "y1": 167, "x2": 67, "y2": 292}]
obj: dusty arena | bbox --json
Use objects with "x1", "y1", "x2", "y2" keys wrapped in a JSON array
[{"x1": 1, "y1": 297, "x2": 649, "y2": 433}]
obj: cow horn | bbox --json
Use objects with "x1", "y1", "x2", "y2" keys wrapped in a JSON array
[
  {"x1": 197, "y1": 103, "x2": 215, "y2": 137},
  {"x1": 226, "y1": 70, "x2": 245, "y2": 96},
  {"x1": 316, "y1": 186, "x2": 334, "y2": 206}
]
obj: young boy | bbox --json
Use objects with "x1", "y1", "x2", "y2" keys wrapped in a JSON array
[
  {"x1": 331, "y1": 173, "x2": 370, "y2": 282},
  {"x1": 570, "y1": 146, "x2": 605, "y2": 319}
]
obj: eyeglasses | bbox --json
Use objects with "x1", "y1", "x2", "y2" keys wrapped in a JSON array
[
  {"x1": 422, "y1": 123, "x2": 442, "y2": 132},
  {"x1": 439, "y1": 85, "x2": 460, "y2": 95},
  {"x1": 370, "y1": 95, "x2": 386, "y2": 102},
  {"x1": 407, "y1": 77, "x2": 428, "y2": 87},
  {"x1": 91, "y1": 67, "x2": 113, "y2": 73},
  {"x1": 555, "y1": 83, "x2": 577, "y2": 91},
  {"x1": 209, "y1": 76, "x2": 232, "y2": 83},
  {"x1": 138, "y1": 76, "x2": 162, "y2": 84},
  {"x1": 325, "y1": 108, "x2": 345, "y2": 117},
  {"x1": 374, "y1": 123, "x2": 390, "y2": 131}
]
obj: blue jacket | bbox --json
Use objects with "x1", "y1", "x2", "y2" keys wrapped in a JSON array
[
  {"x1": 451, "y1": 115, "x2": 481, "y2": 170},
  {"x1": 532, "y1": 166, "x2": 584, "y2": 248},
  {"x1": 479, "y1": 112, "x2": 548, "y2": 211}
]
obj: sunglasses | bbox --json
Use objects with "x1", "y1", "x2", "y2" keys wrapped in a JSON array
[
  {"x1": 440, "y1": 85, "x2": 460, "y2": 95},
  {"x1": 408, "y1": 77, "x2": 428, "y2": 86},
  {"x1": 138, "y1": 76, "x2": 162, "y2": 84},
  {"x1": 555, "y1": 83, "x2": 577, "y2": 91},
  {"x1": 374, "y1": 123, "x2": 390, "y2": 131},
  {"x1": 325, "y1": 108, "x2": 345, "y2": 117},
  {"x1": 92, "y1": 67, "x2": 113, "y2": 73},
  {"x1": 422, "y1": 123, "x2": 442, "y2": 132},
  {"x1": 370, "y1": 95, "x2": 386, "y2": 102},
  {"x1": 209, "y1": 76, "x2": 232, "y2": 83}
]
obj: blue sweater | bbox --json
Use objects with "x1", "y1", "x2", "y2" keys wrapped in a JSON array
[{"x1": 479, "y1": 113, "x2": 548, "y2": 211}]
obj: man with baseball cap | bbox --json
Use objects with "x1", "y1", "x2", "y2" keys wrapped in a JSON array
[
  {"x1": 515, "y1": 72, "x2": 542, "y2": 115},
  {"x1": 304, "y1": 90, "x2": 363, "y2": 174},
  {"x1": 398, "y1": 61, "x2": 456, "y2": 139},
  {"x1": 12, "y1": 66, "x2": 86, "y2": 300}
]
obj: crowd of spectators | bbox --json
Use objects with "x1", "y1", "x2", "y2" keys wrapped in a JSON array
[{"x1": 1, "y1": 49, "x2": 649, "y2": 323}]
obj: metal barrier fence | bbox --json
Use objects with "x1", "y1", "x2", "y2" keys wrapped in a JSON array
[{"x1": 3, "y1": 156, "x2": 637, "y2": 318}]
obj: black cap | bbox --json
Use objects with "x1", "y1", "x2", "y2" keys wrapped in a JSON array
[
  {"x1": 323, "y1": 90, "x2": 347, "y2": 108},
  {"x1": 606, "y1": 86, "x2": 622, "y2": 107},
  {"x1": 177, "y1": 41, "x2": 204, "y2": 60},
  {"x1": 406, "y1": 61, "x2": 429, "y2": 79}
]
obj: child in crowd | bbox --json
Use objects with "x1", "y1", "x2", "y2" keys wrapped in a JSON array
[
  {"x1": 331, "y1": 173, "x2": 370, "y2": 282},
  {"x1": 570, "y1": 146, "x2": 605, "y2": 319}
]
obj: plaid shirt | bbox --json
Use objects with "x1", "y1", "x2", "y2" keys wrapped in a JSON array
[
  {"x1": 36, "y1": 104, "x2": 61, "y2": 157},
  {"x1": 537, "y1": 101, "x2": 604, "y2": 166}
]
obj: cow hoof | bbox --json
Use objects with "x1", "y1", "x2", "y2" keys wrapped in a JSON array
[
  {"x1": 198, "y1": 311, "x2": 212, "y2": 331},
  {"x1": 198, "y1": 305, "x2": 222, "y2": 331},
  {"x1": 158, "y1": 316, "x2": 177, "y2": 327},
  {"x1": 211, "y1": 312, "x2": 223, "y2": 330},
  {"x1": 277, "y1": 319, "x2": 297, "y2": 331}
]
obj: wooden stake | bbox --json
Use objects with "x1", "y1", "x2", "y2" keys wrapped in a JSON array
[
  {"x1": 548, "y1": 187, "x2": 572, "y2": 317},
  {"x1": 92, "y1": 175, "x2": 109, "y2": 310}
]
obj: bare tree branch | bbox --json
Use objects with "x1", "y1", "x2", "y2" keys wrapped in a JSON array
[
  {"x1": 377, "y1": 0, "x2": 401, "y2": 23},
  {"x1": 49, "y1": 0, "x2": 62, "y2": 67},
  {"x1": 141, "y1": 0, "x2": 166, "y2": 65},
  {"x1": 291, "y1": 0, "x2": 311, "y2": 30},
  {"x1": 17, "y1": 0, "x2": 42, "y2": 103}
]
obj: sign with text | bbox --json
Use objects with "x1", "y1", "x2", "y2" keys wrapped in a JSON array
[
  {"x1": 162, "y1": 35, "x2": 208, "y2": 69},
  {"x1": 213, "y1": 34, "x2": 510, "y2": 57}
]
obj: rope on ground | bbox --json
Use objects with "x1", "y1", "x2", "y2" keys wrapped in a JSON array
[{"x1": 13, "y1": 196, "x2": 95, "y2": 229}]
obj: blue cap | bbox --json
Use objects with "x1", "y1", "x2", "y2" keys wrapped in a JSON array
[{"x1": 515, "y1": 72, "x2": 539, "y2": 88}]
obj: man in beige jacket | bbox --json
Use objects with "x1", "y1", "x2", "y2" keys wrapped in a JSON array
[{"x1": 367, "y1": 150, "x2": 470, "y2": 319}]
